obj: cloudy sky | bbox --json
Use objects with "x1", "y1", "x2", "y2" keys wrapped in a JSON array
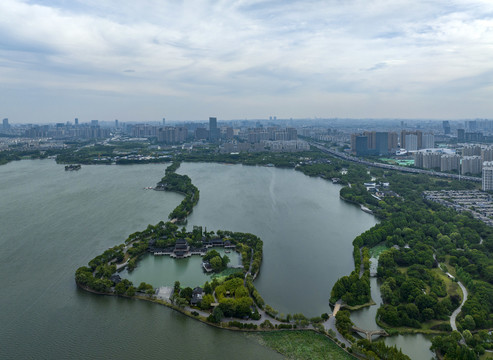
[{"x1": 1, "y1": 0, "x2": 493, "y2": 123}]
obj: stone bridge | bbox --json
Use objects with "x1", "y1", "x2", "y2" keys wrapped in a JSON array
[{"x1": 351, "y1": 326, "x2": 389, "y2": 341}]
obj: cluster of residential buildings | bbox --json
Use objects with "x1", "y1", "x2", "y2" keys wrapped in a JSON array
[
  {"x1": 23, "y1": 119, "x2": 111, "y2": 139},
  {"x1": 0, "y1": 137, "x2": 67, "y2": 152},
  {"x1": 424, "y1": 190, "x2": 493, "y2": 227},
  {"x1": 351, "y1": 130, "x2": 436, "y2": 156},
  {"x1": 220, "y1": 139, "x2": 309, "y2": 153},
  {"x1": 413, "y1": 145, "x2": 493, "y2": 176}
]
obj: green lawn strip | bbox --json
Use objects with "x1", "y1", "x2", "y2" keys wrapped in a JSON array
[
  {"x1": 254, "y1": 330, "x2": 355, "y2": 360},
  {"x1": 430, "y1": 268, "x2": 460, "y2": 298},
  {"x1": 369, "y1": 244, "x2": 389, "y2": 258}
]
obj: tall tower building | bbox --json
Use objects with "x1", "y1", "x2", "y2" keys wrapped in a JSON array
[
  {"x1": 375, "y1": 132, "x2": 389, "y2": 155},
  {"x1": 209, "y1": 117, "x2": 218, "y2": 141},
  {"x1": 404, "y1": 134, "x2": 418, "y2": 151},
  {"x1": 461, "y1": 156, "x2": 482, "y2": 175},
  {"x1": 457, "y1": 129, "x2": 465, "y2": 142},
  {"x1": 162, "y1": 118, "x2": 166, "y2": 126},
  {"x1": 482, "y1": 161, "x2": 493, "y2": 191},
  {"x1": 440, "y1": 154, "x2": 460, "y2": 172},
  {"x1": 422, "y1": 133, "x2": 435, "y2": 149},
  {"x1": 482, "y1": 147, "x2": 493, "y2": 162},
  {"x1": 74, "y1": 118, "x2": 79, "y2": 126},
  {"x1": 443, "y1": 121, "x2": 451, "y2": 134},
  {"x1": 2, "y1": 118, "x2": 9, "y2": 129}
]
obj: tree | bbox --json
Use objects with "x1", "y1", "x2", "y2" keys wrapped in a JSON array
[
  {"x1": 203, "y1": 281, "x2": 212, "y2": 295},
  {"x1": 222, "y1": 254, "x2": 230, "y2": 268},
  {"x1": 115, "y1": 282, "x2": 126, "y2": 295},
  {"x1": 175, "y1": 297, "x2": 188, "y2": 309},
  {"x1": 208, "y1": 307, "x2": 223, "y2": 323},
  {"x1": 210, "y1": 256, "x2": 223, "y2": 272},
  {"x1": 173, "y1": 281, "x2": 181, "y2": 295},
  {"x1": 126, "y1": 286, "x2": 136, "y2": 296},
  {"x1": 200, "y1": 294, "x2": 214, "y2": 310},
  {"x1": 180, "y1": 287, "x2": 193, "y2": 302},
  {"x1": 463, "y1": 315, "x2": 476, "y2": 330}
]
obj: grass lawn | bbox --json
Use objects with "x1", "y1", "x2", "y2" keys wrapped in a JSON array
[
  {"x1": 369, "y1": 244, "x2": 389, "y2": 258},
  {"x1": 431, "y1": 268, "x2": 460, "y2": 299},
  {"x1": 254, "y1": 331, "x2": 355, "y2": 360}
]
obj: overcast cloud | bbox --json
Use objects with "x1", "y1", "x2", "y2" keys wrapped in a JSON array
[{"x1": 1, "y1": 0, "x2": 493, "y2": 123}]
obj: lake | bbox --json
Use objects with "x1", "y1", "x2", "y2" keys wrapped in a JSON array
[{"x1": 1, "y1": 159, "x2": 410, "y2": 359}]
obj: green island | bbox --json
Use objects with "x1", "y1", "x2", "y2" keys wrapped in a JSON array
[{"x1": 70, "y1": 144, "x2": 493, "y2": 360}]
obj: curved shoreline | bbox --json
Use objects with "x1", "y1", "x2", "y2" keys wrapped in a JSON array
[{"x1": 75, "y1": 161, "x2": 359, "y2": 358}]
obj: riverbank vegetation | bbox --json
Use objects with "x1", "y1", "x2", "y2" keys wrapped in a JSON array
[
  {"x1": 73, "y1": 149, "x2": 493, "y2": 358},
  {"x1": 155, "y1": 161, "x2": 199, "y2": 222},
  {"x1": 76, "y1": 162, "x2": 268, "y2": 324},
  {"x1": 0, "y1": 149, "x2": 54, "y2": 165},
  {"x1": 330, "y1": 270, "x2": 371, "y2": 306},
  {"x1": 323, "y1": 161, "x2": 493, "y2": 357}
]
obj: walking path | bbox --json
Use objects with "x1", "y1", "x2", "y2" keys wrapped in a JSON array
[
  {"x1": 447, "y1": 272, "x2": 468, "y2": 331},
  {"x1": 323, "y1": 315, "x2": 351, "y2": 348}
]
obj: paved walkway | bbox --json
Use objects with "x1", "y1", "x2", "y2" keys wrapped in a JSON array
[
  {"x1": 323, "y1": 315, "x2": 352, "y2": 348},
  {"x1": 447, "y1": 272, "x2": 468, "y2": 331},
  {"x1": 332, "y1": 300, "x2": 342, "y2": 317}
]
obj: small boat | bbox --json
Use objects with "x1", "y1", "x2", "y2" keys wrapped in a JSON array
[{"x1": 65, "y1": 164, "x2": 81, "y2": 171}]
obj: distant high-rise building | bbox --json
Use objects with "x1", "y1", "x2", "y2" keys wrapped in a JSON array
[
  {"x1": 91, "y1": 120, "x2": 99, "y2": 127},
  {"x1": 209, "y1": 117, "x2": 218, "y2": 141},
  {"x1": 162, "y1": 118, "x2": 166, "y2": 126},
  {"x1": 2, "y1": 118, "x2": 9, "y2": 129},
  {"x1": 441, "y1": 154, "x2": 460, "y2": 172},
  {"x1": 401, "y1": 130, "x2": 422, "y2": 149},
  {"x1": 354, "y1": 136, "x2": 369, "y2": 156},
  {"x1": 225, "y1": 127, "x2": 234, "y2": 139},
  {"x1": 465, "y1": 132, "x2": 483, "y2": 142},
  {"x1": 443, "y1": 121, "x2": 451, "y2": 134},
  {"x1": 461, "y1": 156, "x2": 482, "y2": 175},
  {"x1": 195, "y1": 127, "x2": 209, "y2": 140},
  {"x1": 157, "y1": 126, "x2": 187, "y2": 144},
  {"x1": 74, "y1": 118, "x2": 79, "y2": 126},
  {"x1": 457, "y1": 129, "x2": 465, "y2": 142},
  {"x1": 115, "y1": 119, "x2": 119, "y2": 128},
  {"x1": 482, "y1": 147, "x2": 493, "y2": 162},
  {"x1": 483, "y1": 162, "x2": 493, "y2": 190},
  {"x1": 422, "y1": 133, "x2": 435, "y2": 149},
  {"x1": 466, "y1": 120, "x2": 477, "y2": 131},
  {"x1": 404, "y1": 134, "x2": 418, "y2": 151},
  {"x1": 388, "y1": 132, "x2": 398, "y2": 153},
  {"x1": 414, "y1": 152, "x2": 424, "y2": 168},
  {"x1": 423, "y1": 152, "x2": 442, "y2": 169},
  {"x1": 462, "y1": 145, "x2": 481, "y2": 156},
  {"x1": 363, "y1": 131, "x2": 377, "y2": 150},
  {"x1": 375, "y1": 132, "x2": 389, "y2": 155}
]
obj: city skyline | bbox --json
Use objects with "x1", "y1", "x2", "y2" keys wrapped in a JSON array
[{"x1": 1, "y1": 0, "x2": 493, "y2": 123}]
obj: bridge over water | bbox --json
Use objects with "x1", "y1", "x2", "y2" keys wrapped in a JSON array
[{"x1": 351, "y1": 326, "x2": 389, "y2": 341}]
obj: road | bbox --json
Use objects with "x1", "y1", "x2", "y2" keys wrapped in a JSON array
[
  {"x1": 309, "y1": 142, "x2": 481, "y2": 183},
  {"x1": 447, "y1": 272, "x2": 468, "y2": 331}
]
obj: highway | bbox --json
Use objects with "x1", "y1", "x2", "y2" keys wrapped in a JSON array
[{"x1": 310, "y1": 142, "x2": 482, "y2": 183}]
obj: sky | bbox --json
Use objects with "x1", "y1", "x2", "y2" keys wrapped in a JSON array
[{"x1": 1, "y1": 0, "x2": 493, "y2": 123}]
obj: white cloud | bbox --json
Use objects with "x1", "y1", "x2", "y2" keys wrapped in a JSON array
[{"x1": 0, "y1": 0, "x2": 493, "y2": 121}]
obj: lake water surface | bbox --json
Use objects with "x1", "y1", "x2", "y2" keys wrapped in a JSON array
[{"x1": 0, "y1": 160, "x2": 431, "y2": 359}]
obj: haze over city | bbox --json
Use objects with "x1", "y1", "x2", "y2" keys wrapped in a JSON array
[{"x1": 1, "y1": 0, "x2": 493, "y2": 123}]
